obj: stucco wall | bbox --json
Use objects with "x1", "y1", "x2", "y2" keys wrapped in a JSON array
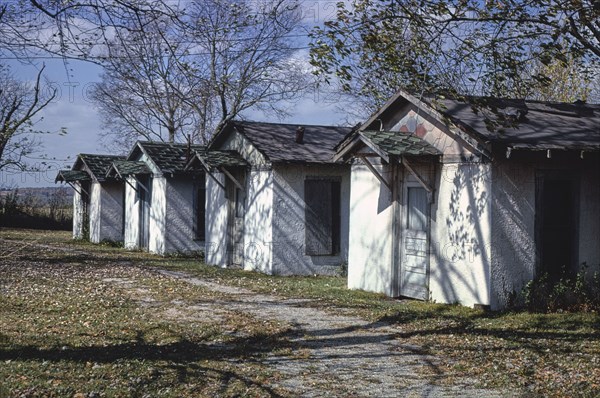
[
  {"x1": 89, "y1": 182, "x2": 102, "y2": 243},
  {"x1": 490, "y1": 152, "x2": 600, "y2": 309},
  {"x1": 124, "y1": 176, "x2": 139, "y2": 250},
  {"x1": 243, "y1": 169, "x2": 274, "y2": 273},
  {"x1": 149, "y1": 176, "x2": 166, "y2": 254},
  {"x1": 99, "y1": 181, "x2": 124, "y2": 242},
  {"x1": 429, "y1": 162, "x2": 492, "y2": 307},
  {"x1": 72, "y1": 182, "x2": 85, "y2": 239},
  {"x1": 206, "y1": 172, "x2": 228, "y2": 266},
  {"x1": 347, "y1": 162, "x2": 395, "y2": 295},
  {"x1": 164, "y1": 176, "x2": 204, "y2": 254},
  {"x1": 269, "y1": 164, "x2": 350, "y2": 275}
]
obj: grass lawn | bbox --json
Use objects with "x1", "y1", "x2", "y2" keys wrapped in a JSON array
[{"x1": 1, "y1": 228, "x2": 599, "y2": 397}]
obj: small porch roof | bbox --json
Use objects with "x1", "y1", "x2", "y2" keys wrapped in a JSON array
[
  {"x1": 55, "y1": 170, "x2": 91, "y2": 183},
  {"x1": 335, "y1": 130, "x2": 442, "y2": 162},
  {"x1": 185, "y1": 150, "x2": 248, "y2": 171},
  {"x1": 106, "y1": 160, "x2": 151, "y2": 179}
]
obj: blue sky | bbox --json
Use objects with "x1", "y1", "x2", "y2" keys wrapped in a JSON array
[{"x1": 1, "y1": 1, "x2": 354, "y2": 188}]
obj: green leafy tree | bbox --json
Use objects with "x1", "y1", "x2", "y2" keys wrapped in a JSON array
[{"x1": 309, "y1": 0, "x2": 600, "y2": 107}]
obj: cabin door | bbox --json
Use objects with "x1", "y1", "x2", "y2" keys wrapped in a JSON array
[
  {"x1": 536, "y1": 171, "x2": 579, "y2": 282},
  {"x1": 138, "y1": 176, "x2": 151, "y2": 250},
  {"x1": 226, "y1": 170, "x2": 246, "y2": 266},
  {"x1": 400, "y1": 184, "x2": 430, "y2": 300}
]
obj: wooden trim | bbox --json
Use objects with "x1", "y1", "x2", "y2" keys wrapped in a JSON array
[
  {"x1": 66, "y1": 181, "x2": 88, "y2": 197},
  {"x1": 358, "y1": 156, "x2": 391, "y2": 190},
  {"x1": 133, "y1": 176, "x2": 150, "y2": 194},
  {"x1": 206, "y1": 170, "x2": 226, "y2": 191},
  {"x1": 221, "y1": 167, "x2": 244, "y2": 191},
  {"x1": 401, "y1": 158, "x2": 434, "y2": 195}
]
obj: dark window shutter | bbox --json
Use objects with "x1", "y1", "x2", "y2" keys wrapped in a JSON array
[
  {"x1": 305, "y1": 179, "x2": 333, "y2": 255},
  {"x1": 195, "y1": 175, "x2": 206, "y2": 241}
]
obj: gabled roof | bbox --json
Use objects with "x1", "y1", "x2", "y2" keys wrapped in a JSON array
[
  {"x1": 55, "y1": 170, "x2": 90, "y2": 183},
  {"x1": 129, "y1": 141, "x2": 206, "y2": 174},
  {"x1": 211, "y1": 121, "x2": 353, "y2": 164},
  {"x1": 72, "y1": 154, "x2": 126, "y2": 182},
  {"x1": 106, "y1": 160, "x2": 151, "y2": 179},
  {"x1": 361, "y1": 89, "x2": 600, "y2": 151},
  {"x1": 185, "y1": 149, "x2": 248, "y2": 171}
]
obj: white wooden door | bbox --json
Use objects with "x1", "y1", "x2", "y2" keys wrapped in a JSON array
[
  {"x1": 400, "y1": 185, "x2": 430, "y2": 300},
  {"x1": 227, "y1": 171, "x2": 245, "y2": 266},
  {"x1": 138, "y1": 177, "x2": 151, "y2": 250}
]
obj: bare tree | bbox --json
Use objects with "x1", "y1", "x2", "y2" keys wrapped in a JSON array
[
  {"x1": 90, "y1": 18, "x2": 199, "y2": 148},
  {"x1": 179, "y1": 0, "x2": 309, "y2": 138},
  {"x1": 90, "y1": 0, "x2": 309, "y2": 146},
  {"x1": 0, "y1": 1, "x2": 179, "y2": 61},
  {"x1": 0, "y1": 63, "x2": 57, "y2": 171}
]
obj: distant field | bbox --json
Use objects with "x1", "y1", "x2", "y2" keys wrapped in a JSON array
[{"x1": 0, "y1": 187, "x2": 72, "y2": 230}]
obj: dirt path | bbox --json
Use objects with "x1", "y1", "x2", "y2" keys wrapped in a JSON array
[{"x1": 157, "y1": 269, "x2": 506, "y2": 398}]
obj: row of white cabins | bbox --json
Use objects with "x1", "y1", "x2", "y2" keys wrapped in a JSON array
[{"x1": 57, "y1": 91, "x2": 600, "y2": 310}]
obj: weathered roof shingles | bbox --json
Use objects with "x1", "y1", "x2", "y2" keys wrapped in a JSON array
[
  {"x1": 425, "y1": 96, "x2": 600, "y2": 150},
  {"x1": 226, "y1": 121, "x2": 353, "y2": 163},
  {"x1": 360, "y1": 130, "x2": 441, "y2": 156},
  {"x1": 136, "y1": 142, "x2": 206, "y2": 173}
]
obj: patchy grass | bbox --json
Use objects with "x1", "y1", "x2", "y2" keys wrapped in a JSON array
[
  {"x1": 0, "y1": 232, "x2": 293, "y2": 397},
  {"x1": 1, "y1": 228, "x2": 599, "y2": 397}
]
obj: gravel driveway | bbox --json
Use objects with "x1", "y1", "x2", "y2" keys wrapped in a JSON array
[{"x1": 157, "y1": 270, "x2": 507, "y2": 398}]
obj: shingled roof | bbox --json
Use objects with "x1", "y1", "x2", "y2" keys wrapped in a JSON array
[
  {"x1": 131, "y1": 142, "x2": 206, "y2": 174},
  {"x1": 213, "y1": 121, "x2": 353, "y2": 164},
  {"x1": 360, "y1": 131, "x2": 442, "y2": 157},
  {"x1": 362, "y1": 90, "x2": 600, "y2": 151},
  {"x1": 106, "y1": 160, "x2": 151, "y2": 179},
  {"x1": 72, "y1": 154, "x2": 126, "y2": 182},
  {"x1": 55, "y1": 170, "x2": 90, "y2": 183},
  {"x1": 425, "y1": 96, "x2": 600, "y2": 150},
  {"x1": 186, "y1": 149, "x2": 248, "y2": 171}
]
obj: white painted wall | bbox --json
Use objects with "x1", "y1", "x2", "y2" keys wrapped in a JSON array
[
  {"x1": 221, "y1": 130, "x2": 268, "y2": 165},
  {"x1": 243, "y1": 169, "x2": 274, "y2": 273},
  {"x1": 149, "y1": 176, "x2": 166, "y2": 254},
  {"x1": 89, "y1": 182, "x2": 102, "y2": 243},
  {"x1": 206, "y1": 172, "x2": 229, "y2": 266},
  {"x1": 429, "y1": 162, "x2": 492, "y2": 307},
  {"x1": 164, "y1": 176, "x2": 204, "y2": 254},
  {"x1": 271, "y1": 164, "x2": 350, "y2": 275},
  {"x1": 124, "y1": 176, "x2": 139, "y2": 250},
  {"x1": 72, "y1": 182, "x2": 84, "y2": 239},
  {"x1": 347, "y1": 162, "x2": 395, "y2": 295}
]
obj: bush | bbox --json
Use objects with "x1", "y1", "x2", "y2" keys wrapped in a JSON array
[
  {"x1": 522, "y1": 264, "x2": 600, "y2": 312},
  {"x1": 0, "y1": 188, "x2": 72, "y2": 230}
]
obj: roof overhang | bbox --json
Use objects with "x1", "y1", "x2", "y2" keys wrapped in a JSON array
[
  {"x1": 106, "y1": 160, "x2": 151, "y2": 179},
  {"x1": 334, "y1": 130, "x2": 442, "y2": 163},
  {"x1": 185, "y1": 149, "x2": 248, "y2": 172},
  {"x1": 55, "y1": 170, "x2": 91, "y2": 183}
]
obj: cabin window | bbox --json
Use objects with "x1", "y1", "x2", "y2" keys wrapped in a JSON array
[
  {"x1": 305, "y1": 178, "x2": 341, "y2": 256},
  {"x1": 194, "y1": 176, "x2": 206, "y2": 241},
  {"x1": 407, "y1": 187, "x2": 428, "y2": 231}
]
